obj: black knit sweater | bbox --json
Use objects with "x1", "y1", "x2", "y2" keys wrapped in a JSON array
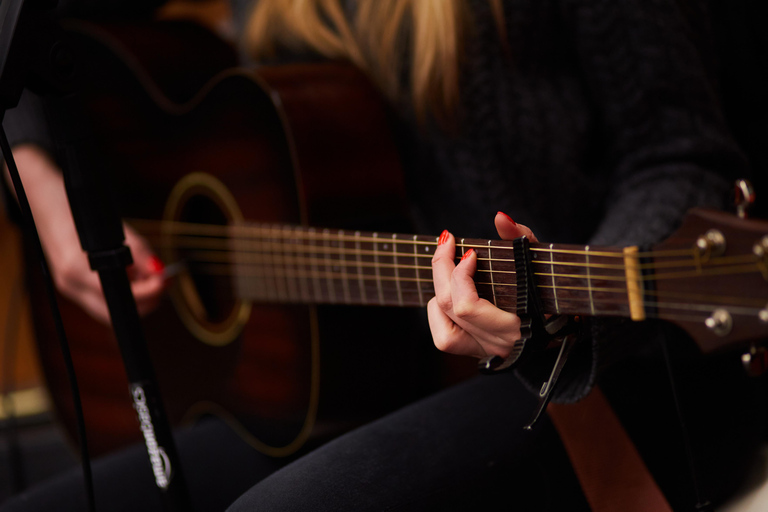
[{"x1": 6, "y1": 0, "x2": 749, "y2": 403}]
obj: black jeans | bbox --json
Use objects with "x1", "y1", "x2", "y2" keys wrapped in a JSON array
[{"x1": 2, "y1": 344, "x2": 763, "y2": 511}]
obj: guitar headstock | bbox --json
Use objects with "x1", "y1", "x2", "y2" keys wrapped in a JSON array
[{"x1": 650, "y1": 208, "x2": 768, "y2": 356}]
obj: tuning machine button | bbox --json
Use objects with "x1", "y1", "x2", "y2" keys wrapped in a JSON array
[
  {"x1": 754, "y1": 236, "x2": 768, "y2": 280},
  {"x1": 696, "y1": 229, "x2": 726, "y2": 261},
  {"x1": 760, "y1": 304, "x2": 768, "y2": 323},
  {"x1": 734, "y1": 179, "x2": 756, "y2": 219},
  {"x1": 742, "y1": 345, "x2": 768, "y2": 377},
  {"x1": 705, "y1": 308, "x2": 732, "y2": 336}
]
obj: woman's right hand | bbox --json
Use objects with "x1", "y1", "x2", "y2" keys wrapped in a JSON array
[{"x1": 7, "y1": 144, "x2": 166, "y2": 324}]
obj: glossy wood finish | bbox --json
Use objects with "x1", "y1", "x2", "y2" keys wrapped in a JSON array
[{"x1": 27, "y1": 21, "x2": 451, "y2": 456}]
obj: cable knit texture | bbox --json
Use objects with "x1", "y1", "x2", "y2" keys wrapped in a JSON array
[{"x1": 394, "y1": 0, "x2": 747, "y2": 402}]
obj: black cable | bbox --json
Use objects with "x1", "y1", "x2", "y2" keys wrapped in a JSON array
[
  {"x1": 1, "y1": 271, "x2": 27, "y2": 495},
  {"x1": 0, "y1": 125, "x2": 96, "y2": 512},
  {"x1": 659, "y1": 331, "x2": 712, "y2": 512}
]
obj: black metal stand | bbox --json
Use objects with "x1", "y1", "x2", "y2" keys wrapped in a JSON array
[{"x1": 1, "y1": 2, "x2": 190, "y2": 509}]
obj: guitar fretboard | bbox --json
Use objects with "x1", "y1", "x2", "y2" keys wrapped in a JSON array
[{"x1": 171, "y1": 222, "x2": 634, "y2": 319}]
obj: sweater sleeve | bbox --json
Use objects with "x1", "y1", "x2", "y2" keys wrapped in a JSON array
[
  {"x1": 514, "y1": 0, "x2": 749, "y2": 404},
  {"x1": 3, "y1": 89, "x2": 56, "y2": 157}
]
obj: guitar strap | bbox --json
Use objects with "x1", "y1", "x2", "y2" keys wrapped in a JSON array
[{"x1": 547, "y1": 386, "x2": 673, "y2": 512}]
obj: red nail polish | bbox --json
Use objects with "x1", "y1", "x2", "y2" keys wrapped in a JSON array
[
  {"x1": 148, "y1": 255, "x2": 165, "y2": 274},
  {"x1": 438, "y1": 230, "x2": 450, "y2": 245},
  {"x1": 497, "y1": 211, "x2": 517, "y2": 225},
  {"x1": 461, "y1": 248, "x2": 474, "y2": 261}
]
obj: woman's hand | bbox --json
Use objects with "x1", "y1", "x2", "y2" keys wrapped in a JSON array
[
  {"x1": 427, "y1": 212, "x2": 538, "y2": 358},
  {"x1": 7, "y1": 144, "x2": 166, "y2": 324}
]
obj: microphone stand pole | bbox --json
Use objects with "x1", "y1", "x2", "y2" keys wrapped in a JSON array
[{"x1": 1, "y1": 2, "x2": 191, "y2": 509}]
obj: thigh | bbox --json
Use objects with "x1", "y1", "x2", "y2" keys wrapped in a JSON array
[
  {"x1": 1, "y1": 418, "x2": 285, "y2": 512},
  {"x1": 228, "y1": 373, "x2": 589, "y2": 512}
]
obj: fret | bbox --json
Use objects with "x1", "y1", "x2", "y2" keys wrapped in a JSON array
[
  {"x1": 308, "y1": 228, "x2": 322, "y2": 303},
  {"x1": 542, "y1": 244, "x2": 597, "y2": 316},
  {"x1": 322, "y1": 229, "x2": 337, "y2": 303},
  {"x1": 378, "y1": 235, "x2": 399, "y2": 306},
  {"x1": 414, "y1": 235, "x2": 424, "y2": 306},
  {"x1": 265, "y1": 227, "x2": 279, "y2": 301},
  {"x1": 354, "y1": 231, "x2": 367, "y2": 305},
  {"x1": 232, "y1": 224, "x2": 250, "y2": 300},
  {"x1": 476, "y1": 239, "x2": 515, "y2": 312},
  {"x1": 392, "y1": 234, "x2": 404, "y2": 306},
  {"x1": 294, "y1": 225, "x2": 311, "y2": 303},
  {"x1": 585, "y1": 245, "x2": 595, "y2": 315},
  {"x1": 549, "y1": 243, "x2": 559, "y2": 314},
  {"x1": 249, "y1": 227, "x2": 268, "y2": 301},
  {"x1": 339, "y1": 230, "x2": 352, "y2": 304},
  {"x1": 424, "y1": 237, "x2": 437, "y2": 300},
  {"x1": 372, "y1": 232, "x2": 385, "y2": 304},
  {"x1": 279, "y1": 226, "x2": 296, "y2": 301},
  {"x1": 272, "y1": 225, "x2": 288, "y2": 302},
  {"x1": 487, "y1": 240, "x2": 497, "y2": 307}
]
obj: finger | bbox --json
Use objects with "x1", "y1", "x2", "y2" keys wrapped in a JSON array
[
  {"x1": 494, "y1": 211, "x2": 538, "y2": 242},
  {"x1": 76, "y1": 288, "x2": 112, "y2": 325},
  {"x1": 124, "y1": 225, "x2": 160, "y2": 279},
  {"x1": 427, "y1": 298, "x2": 485, "y2": 357},
  {"x1": 450, "y1": 250, "x2": 521, "y2": 354},
  {"x1": 132, "y1": 272, "x2": 165, "y2": 304},
  {"x1": 431, "y1": 230, "x2": 458, "y2": 312}
]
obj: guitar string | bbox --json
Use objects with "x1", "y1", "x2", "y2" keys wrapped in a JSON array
[
  {"x1": 171, "y1": 254, "x2": 764, "y2": 306},
  {"x1": 130, "y1": 222, "x2": 768, "y2": 311},
  {"x1": 145, "y1": 232, "x2": 760, "y2": 278},
  {"x1": 163, "y1": 250, "x2": 764, "y2": 295},
  {"x1": 163, "y1": 244, "x2": 762, "y2": 288},
  {"x1": 193, "y1": 267, "x2": 763, "y2": 321},
  {"x1": 185, "y1": 255, "x2": 766, "y2": 315},
  {"x1": 132, "y1": 218, "x2": 727, "y2": 261},
  {"x1": 133, "y1": 218, "x2": 765, "y2": 274},
  {"x1": 141, "y1": 228, "x2": 761, "y2": 276},
  {"x1": 142, "y1": 233, "x2": 765, "y2": 292}
]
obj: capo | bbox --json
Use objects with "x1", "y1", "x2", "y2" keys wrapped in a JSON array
[
  {"x1": 478, "y1": 236, "x2": 547, "y2": 373},
  {"x1": 477, "y1": 236, "x2": 581, "y2": 429}
]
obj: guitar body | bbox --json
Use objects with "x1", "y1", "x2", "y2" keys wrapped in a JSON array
[{"x1": 26, "y1": 21, "x2": 455, "y2": 456}]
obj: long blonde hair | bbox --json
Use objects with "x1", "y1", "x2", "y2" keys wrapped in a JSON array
[{"x1": 244, "y1": 0, "x2": 504, "y2": 122}]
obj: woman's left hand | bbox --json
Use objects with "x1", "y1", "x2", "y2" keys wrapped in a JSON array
[{"x1": 427, "y1": 212, "x2": 539, "y2": 359}]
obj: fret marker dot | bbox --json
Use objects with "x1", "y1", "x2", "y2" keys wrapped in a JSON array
[{"x1": 383, "y1": 244, "x2": 389, "y2": 250}]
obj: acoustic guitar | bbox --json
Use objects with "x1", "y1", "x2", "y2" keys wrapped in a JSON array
[
  {"x1": 25, "y1": 20, "x2": 768, "y2": 458},
  {"x1": 27, "y1": 20, "x2": 455, "y2": 457}
]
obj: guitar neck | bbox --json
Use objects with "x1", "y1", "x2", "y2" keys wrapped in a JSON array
[{"x1": 169, "y1": 221, "x2": 632, "y2": 319}]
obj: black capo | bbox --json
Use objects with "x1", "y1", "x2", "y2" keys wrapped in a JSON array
[{"x1": 477, "y1": 236, "x2": 581, "y2": 429}]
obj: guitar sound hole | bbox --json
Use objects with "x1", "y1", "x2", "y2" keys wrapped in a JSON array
[{"x1": 178, "y1": 194, "x2": 236, "y2": 324}]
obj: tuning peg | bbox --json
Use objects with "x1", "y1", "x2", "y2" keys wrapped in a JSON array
[
  {"x1": 742, "y1": 344, "x2": 768, "y2": 377},
  {"x1": 734, "y1": 179, "x2": 755, "y2": 219}
]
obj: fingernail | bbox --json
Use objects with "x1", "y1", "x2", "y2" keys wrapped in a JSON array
[
  {"x1": 148, "y1": 255, "x2": 165, "y2": 273},
  {"x1": 461, "y1": 248, "x2": 474, "y2": 261},
  {"x1": 438, "y1": 230, "x2": 450, "y2": 245},
  {"x1": 497, "y1": 211, "x2": 516, "y2": 225}
]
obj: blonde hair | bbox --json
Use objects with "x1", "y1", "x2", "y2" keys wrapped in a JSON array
[{"x1": 244, "y1": 0, "x2": 505, "y2": 123}]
